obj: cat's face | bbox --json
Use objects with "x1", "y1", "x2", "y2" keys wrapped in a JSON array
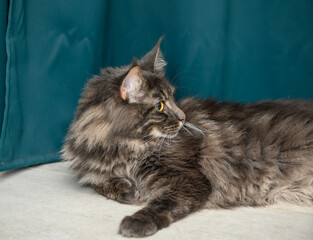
[
  {"x1": 120, "y1": 66, "x2": 186, "y2": 140},
  {"x1": 117, "y1": 39, "x2": 186, "y2": 140},
  {"x1": 77, "y1": 37, "x2": 185, "y2": 146}
]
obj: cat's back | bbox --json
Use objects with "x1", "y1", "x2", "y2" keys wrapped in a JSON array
[
  {"x1": 181, "y1": 98, "x2": 313, "y2": 162},
  {"x1": 180, "y1": 98, "x2": 313, "y2": 140},
  {"x1": 180, "y1": 98, "x2": 313, "y2": 122},
  {"x1": 178, "y1": 98, "x2": 313, "y2": 207}
]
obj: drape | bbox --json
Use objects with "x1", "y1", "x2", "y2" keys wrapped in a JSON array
[
  {"x1": 1, "y1": 0, "x2": 313, "y2": 171},
  {"x1": 0, "y1": 0, "x2": 8, "y2": 134}
]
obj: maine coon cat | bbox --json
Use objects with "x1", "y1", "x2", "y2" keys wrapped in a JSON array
[{"x1": 62, "y1": 38, "x2": 313, "y2": 237}]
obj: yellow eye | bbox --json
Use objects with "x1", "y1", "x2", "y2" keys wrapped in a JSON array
[{"x1": 156, "y1": 101, "x2": 164, "y2": 111}]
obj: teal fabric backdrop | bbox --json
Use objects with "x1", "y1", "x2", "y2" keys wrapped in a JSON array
[
  {"x1": 1, "y1": 0, "x2": 313, "y2": 171},
  {"x1": 0, "y1": 0, "x2": 8, "y2": 133}
]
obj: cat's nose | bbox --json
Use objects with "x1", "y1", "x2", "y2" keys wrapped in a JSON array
[
  {"x1": 167, "y1": 100, "x2": 186, "y2": 124},
  {"x1": 177, "y1": 112, "x2": 186, "y2": 124}
]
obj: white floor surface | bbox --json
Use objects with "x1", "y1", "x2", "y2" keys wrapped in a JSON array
[{"x1": 0, "y1": 161, "x2": 312, "y2": 240}]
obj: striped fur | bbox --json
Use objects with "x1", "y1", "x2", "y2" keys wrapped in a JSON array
[{"x1": 62, "y1": 39, "x2": 313, "y2": 237}]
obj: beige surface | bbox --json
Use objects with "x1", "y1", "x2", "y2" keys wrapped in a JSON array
[{"x1": 0, "y1": 161, "x2": 312, "y2": 240}]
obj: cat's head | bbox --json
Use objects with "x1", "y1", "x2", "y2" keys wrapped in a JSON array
[{"x1": 76, "y1": 37, "x2": 186, "y2": 147}]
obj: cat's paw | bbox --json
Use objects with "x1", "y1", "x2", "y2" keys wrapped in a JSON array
[
  {"x1": 95, "y1": 178, "x2": 136, "y2": 204},
  {"x1": 119, "y1": 215, "x2": 158, "y2": 237}
]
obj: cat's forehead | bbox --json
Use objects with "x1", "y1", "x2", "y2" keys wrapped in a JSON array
[
  {"x1": 142, "y1": 71, "x2": 175, "y2": 100},
  {"x1": 151, "y1": 87, "x2": 174, "y2": 100}
]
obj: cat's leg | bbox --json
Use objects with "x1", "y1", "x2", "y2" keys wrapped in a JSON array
[
  {"x1": 119, "y1": 173, "x2": 211, "y2": 237},
  {"x1": 94, "y1": 177, "x2": 137, "y2": 204}
]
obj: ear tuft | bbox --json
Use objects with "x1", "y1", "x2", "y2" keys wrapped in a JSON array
[
  {"x1": 154, "y1": 48, "x2": 167, "y2": 71},
  {"x1": 120, "y1": 66, "x2": 144, "y2": 102},
  {"x1": 140, "y1": 36, "x2": 167, "y2": 72}
]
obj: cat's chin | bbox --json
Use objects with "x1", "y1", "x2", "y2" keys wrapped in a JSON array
[{"x1": 166, "y1": 131, "x2": 180, "y2": 139}]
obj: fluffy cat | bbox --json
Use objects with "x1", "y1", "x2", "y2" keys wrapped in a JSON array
[{"x1": 62, "y1": 38, "x2": 313, "y2": 237}]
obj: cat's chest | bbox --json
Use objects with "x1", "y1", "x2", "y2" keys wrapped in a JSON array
[
  {"x1": 106, "y1": 159, "x2": 130, "y2": 177},
  {"x1": 106, "y1": 139, "x2": 201, "y2": 179}
]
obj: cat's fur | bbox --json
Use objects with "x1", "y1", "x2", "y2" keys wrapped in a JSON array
[{"x1": 62, "y1": 38, "x2": 313, "y2": 237}]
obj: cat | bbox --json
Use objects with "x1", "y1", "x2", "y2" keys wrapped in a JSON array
[{"x1": 61, "y1": 37, "x2": 313, "y2": 237}]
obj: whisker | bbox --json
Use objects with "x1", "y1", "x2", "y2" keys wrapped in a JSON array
[
  {"x1": 158, "y1": 135, "x2": 167, "y2": 157},
  {"x1": 183, "y1": 126, "x2": 194, "y2": 136},
  {"x1": 143, "y1": 135, "x2": 159, "y2": 144},
  {"x1": 166, "y1": 138, "x2": 170, "y2": 147},
  {"x1": 184, "y1": 122, "x2": 206, "y2": 136},
  {"x1": 150, "y1": 137, "x2": 162, "y2": 155},
  {"x1": 141, "y1": 134, "x2": 151, "y2": 140},
  {"x1": 167, "y1": 137, "x2": 173, "y2": 147},
  {"x1": 170, "y1": 70, "x2": 187, "y2": 84}
]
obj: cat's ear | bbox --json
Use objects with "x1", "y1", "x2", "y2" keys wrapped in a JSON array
[
  {"x1": 120, "y1": 66, "x2": 144, "y2": 102},
  {"x1": 140, "y1": 36, "x2": 167, "y2": 72}
]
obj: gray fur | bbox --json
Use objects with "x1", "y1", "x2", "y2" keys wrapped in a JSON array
[{"x1": 62, "y1": 39, "x2": 313, "y2": 237}]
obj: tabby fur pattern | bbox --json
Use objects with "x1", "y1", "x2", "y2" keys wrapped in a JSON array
[{"x1": 62, "y1": 38, "x2": 313, "y2": 237}]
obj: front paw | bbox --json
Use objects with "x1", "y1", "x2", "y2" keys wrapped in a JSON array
[
  {"x1": 119, "y1": 215, "x2": 158, "y2": 237},
  {"x1": 94, "y1": 178, "x2": 136, "y2": 204}
]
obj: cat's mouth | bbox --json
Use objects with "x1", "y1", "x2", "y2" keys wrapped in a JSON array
[
  {"x1": 166, "y1": 124, "x2": 184, "y2": 138},
  {"x1": 150, "y1": 123, "x2": 183, "y2": 139},
  {"x1": 148, "y1": 122, "x2": 205, "y2": 141}
]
